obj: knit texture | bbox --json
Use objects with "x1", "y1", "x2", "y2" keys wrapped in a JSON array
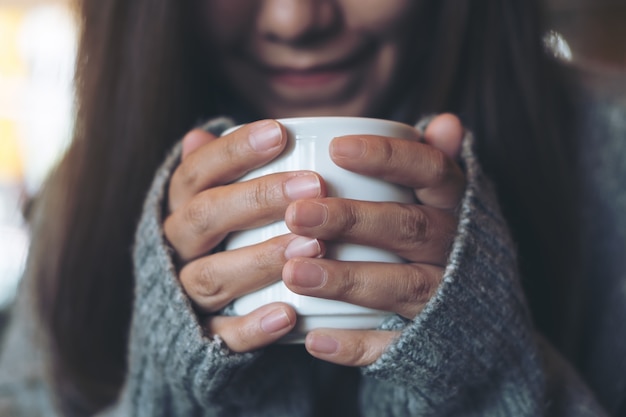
[{"x1": 0, "y1": 113, "x2": 616, "y2": 416}]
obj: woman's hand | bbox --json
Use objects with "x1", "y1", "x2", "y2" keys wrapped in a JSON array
[
  {"x1": 164, "y1": 120, "x2": 326, "y2": 352},
  {"x1": 281, "y1": 114, "x2": 466, "y2": 366},
  {"x1": 164, "y1": 114, "x2": 464, "y2": 361}
]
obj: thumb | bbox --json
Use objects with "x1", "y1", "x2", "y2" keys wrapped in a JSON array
[
  {"x1": 423, "y1": 113, "x2": 464, "y2": 161},
  {"x1": 181, "y1": 129, "x2": 217, "y2": 160}
]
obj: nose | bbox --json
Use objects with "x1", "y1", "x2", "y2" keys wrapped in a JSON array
[{"x1": 257, "y1": 0, "x2": 340, "y2": 44}]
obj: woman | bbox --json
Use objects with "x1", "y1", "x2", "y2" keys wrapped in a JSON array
[{"x1": 0, "y1": 0, "x2": 617, "y2": 416}]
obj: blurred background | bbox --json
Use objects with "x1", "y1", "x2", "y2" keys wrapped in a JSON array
[
  {"x1": 1, "y1": 0, "x2": 75, "y2": 310},
  {"x1": 0, "y1": 0, "x2": 624, "y2": 309}
]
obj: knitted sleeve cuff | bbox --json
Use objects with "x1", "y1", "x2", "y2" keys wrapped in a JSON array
[
  {"x1": 121, "y1": 118, "x2": 259, "y2": 414},
  {"x1": 361, "y1": 125, "x2": 547, "y2": 415}
]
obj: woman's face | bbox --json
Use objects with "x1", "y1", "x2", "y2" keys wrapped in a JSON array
[{"x1": 200, "y1": 0, "x2": 419, "y2": 118}]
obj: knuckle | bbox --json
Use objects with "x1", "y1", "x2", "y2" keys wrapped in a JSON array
[
  {"x1": 395, "y1": 205, "x2": 430, "y2": 246},
  {"x1": 189, "y1": 262, "x2": 231, "y2": 312},
  {"x1": 351, "y1": 337, "x2": 377, "y2": 367},
  {"x1": 221, "y1": 138, "x2": 239, "y2": 164},
  {"x1": 439, "y1": 214, "x2": 459, "y2": 245},
  {"x1": 183, "y1": 197, "x2": 214, "y2": 236},
  {"x1": 230, "y1": 319, "x2": 258, "y2": 351},
  {"x1": 212, "y1": 320, "x2": 247, "y2": 353},
  {"x1": 399, "y1": 266, "x2": 433, "y2": 306},
  {"x1": 251, "y1": 254, "x2": 273, "y2": 281},
  {"x1": 253, "y1": 240, "x2": 283, "y2": 270},
  {"x1": 246, "y1": 179, "x2": 283, "y2": 211},
  {"x1": 368, "y1": 138, "x2": 396, "y2": 177},
  {"x1": 428, "y1": 149, "x2": 455, "y2": 187},
  {"x1": 197, "y1": 263, "x2": 221, "y2": 297},
  {"x1": 162, "y1": 215, "x2": 179, "y2": 246},
  {"x1": 378, "y1": 138, "x2": 395, "y2": 165},
  {"x1": 222, "y1": 136, "x2": 247, "y2": 166},
  {"x1": 338, "y1": 202, "x2": 360, "y2": 236},
  {"x1": 175, "y1": 159, "x2": 200, "y2": 190},
  {"x1": 337, "y1": 266, "x2": 363, "y2": 300}
]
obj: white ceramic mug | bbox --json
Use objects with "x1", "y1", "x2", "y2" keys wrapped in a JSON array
[{"x1": 223, "y1": 117, "x2": 419, "y2": 342}]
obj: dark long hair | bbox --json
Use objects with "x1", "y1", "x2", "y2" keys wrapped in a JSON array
[{"x1": 28, "y1": 0, "x2": 581, "y2": 414}]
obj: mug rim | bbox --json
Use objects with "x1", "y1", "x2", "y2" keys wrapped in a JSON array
[{"x1": 221, "y1": 116, "x2": 417, "y2": 137}]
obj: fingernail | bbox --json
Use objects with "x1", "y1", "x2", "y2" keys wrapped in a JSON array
[
  {"x1": 331, "y1": 137, "x2": 366, "y2": 159},
  {"x1": 308, "y1": 334, "x2": 339, "y2": 354},
  {"x1": 285, "y1": 236, "x2": 321, "y2": 259},
  {"x1": 249, "y1": 120, "x2": 282, "y2": 152},
  {"x1": 291, "y1": 201, "x2": 327, "y2": 228},
  {"x1": 261, "y1": 308, "x2": 292, "y2": 334},
  {"x1": 290, "y1": 260, "x2": 326, "y2": 288},
  {"x1": 284, "y1": 173, "x2": 321, "y2": 200}
]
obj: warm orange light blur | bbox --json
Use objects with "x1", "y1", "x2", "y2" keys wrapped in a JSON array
[{"x1": 0, "y1": 1, "x2": 76, "y2": 307}]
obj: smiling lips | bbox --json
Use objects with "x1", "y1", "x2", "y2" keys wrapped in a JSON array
[
  {"x1": 255, "y1": 42, "x2": 375, "y2": 89},
  {"x1": 270, "y1": 68, "x2": 347, "y2": 87}
]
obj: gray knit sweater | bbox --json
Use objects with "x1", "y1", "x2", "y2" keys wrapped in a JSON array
[{"x1": 0, "y1": 91, "x2": 622, "y2": 415}]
